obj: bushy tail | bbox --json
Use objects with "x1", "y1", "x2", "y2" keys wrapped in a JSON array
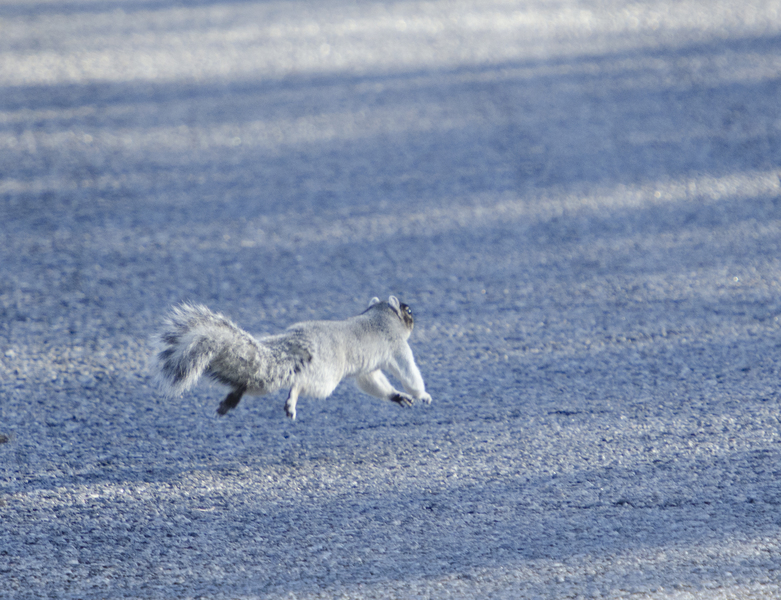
[{"x1": 152, "y1": 303, "x2": 267, "y2": 397}]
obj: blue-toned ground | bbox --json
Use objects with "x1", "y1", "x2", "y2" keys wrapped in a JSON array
[{"x1": 2, "y1": 1, "x2": 781, "y2": 598}]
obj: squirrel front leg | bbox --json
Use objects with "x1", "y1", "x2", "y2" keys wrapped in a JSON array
[
  {"x1": 387, "y1": 344, "x2": 432, "y2": 404},
  {"x1": 356, "y1": 370, "x2": 414, "y2": 407}
]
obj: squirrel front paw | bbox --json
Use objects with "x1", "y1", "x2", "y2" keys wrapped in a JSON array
[
  {"x1": 419, "y1": 392, "x2": 432, "y2": 405},
  {"x1": 390, "y1": 393, "x2": 415, "y2": 408}
]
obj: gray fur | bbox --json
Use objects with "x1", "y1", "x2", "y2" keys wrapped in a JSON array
[{"x1": 152, "y1": 298, "x2": 432, "y2": 419}]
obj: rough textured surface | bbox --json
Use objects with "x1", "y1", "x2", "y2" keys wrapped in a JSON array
[{"x1": 2, "y1": 1, "x2": 781, "y2": 598}]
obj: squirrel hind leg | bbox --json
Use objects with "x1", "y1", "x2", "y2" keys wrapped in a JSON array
[
  {"x1": 216, "y1": 385, "x2": 246, "y2": 416},
  {"x1": 284, "y1": 387, "x2": 300, "y2": 420}
]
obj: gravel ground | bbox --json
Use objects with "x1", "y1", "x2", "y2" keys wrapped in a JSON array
[{"x1": 2, "y1": 1, "x2": 781, "y2": 598}]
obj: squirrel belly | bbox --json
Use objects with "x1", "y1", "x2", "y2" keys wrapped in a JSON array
[{"x1": 151, "y1": 296, "x2": 432, "y2": 419}]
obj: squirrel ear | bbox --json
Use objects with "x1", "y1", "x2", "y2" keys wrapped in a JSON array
[
  {"x1": 388, "y1": 296, "x2": 400, "y2": 310},
  {"x1": 368, "y1": 297, "x2": 380, "y2": 307}
]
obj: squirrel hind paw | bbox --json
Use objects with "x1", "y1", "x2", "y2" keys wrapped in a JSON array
[
  {"x1": 216, "y1": 386, "x2": 246, "y2": 416},
  {"x1": 216, "y1": 399, "x2": 233, "y2": 416}
]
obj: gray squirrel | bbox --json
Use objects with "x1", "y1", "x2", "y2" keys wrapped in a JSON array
[{"x1": 152, "y1": 296, "x2": 432, "y2": 419}]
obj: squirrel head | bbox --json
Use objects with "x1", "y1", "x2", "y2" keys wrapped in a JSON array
[{"x1": 367, "y1": 296, "x2": 414, "y2": 330}]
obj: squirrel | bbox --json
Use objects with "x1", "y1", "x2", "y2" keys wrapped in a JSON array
[{"x1": 152, "y1": 296, "x2": 432, "y2": 419}]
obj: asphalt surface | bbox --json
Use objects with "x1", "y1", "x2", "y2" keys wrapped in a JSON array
[{"x1": 2, "y1": 1, "x2": 781, "y2": 598}]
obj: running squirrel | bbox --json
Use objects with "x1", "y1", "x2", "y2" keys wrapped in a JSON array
[{"x1": 152, "y1": 296, "x2": 432, "y2": 419}]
